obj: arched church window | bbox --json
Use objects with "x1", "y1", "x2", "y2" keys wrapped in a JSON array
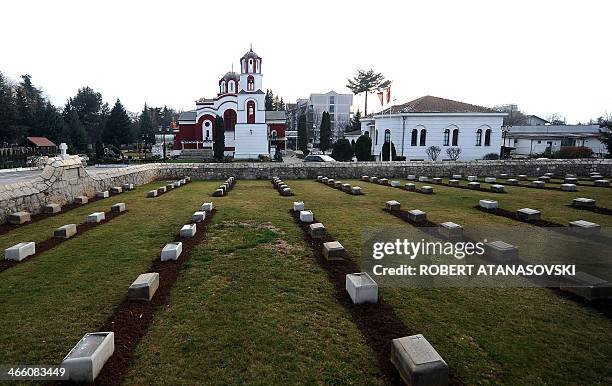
[
  {"x1": 443, "y1": 129, "x2": 450, "y2": 146},
  {"x1": 247, "y1": 76, "x2": 254, "y2": 91},
  {"x1": 220, "y1": 81, "x2": 226, "y2": 94},
  {"x1": 241, "y1": 59, "x2": 246, "y2": 73},
  {"x1": 484, "y1": 129, "x2": 491, "y2": 146},
  {"x1": 364, "y1": 131, "x2": 369, "y2": 137},
  {"x1": 271, "y1": 130, "x2": 277, "y2": 139},
  {"x1": 452, "y1": 128, "x2": 459, "y2": 146},
  {"x1": 228, "y1": 81, "x2": 235, "y2": 93},
  {"x1": 419, "y1": 129, "x2": 427, "y2": 146},
  {"x1": 411, "y1": 129, "x2": 418, "y2": 146},
  {"x1": 475, "y1": 129, "x2": 482, "y2": 146},
  {"x1": 256, "y1": 59, "x2": 261, "y2": 73},
  {"x1": 247, "y1": 101, "x2": 256, "y2": 124},
  {"x1": 248, "y1": 59, "x2": 253, "y2": 73},
  {"x1": 224, "y1": 109, "x2": 237, "y2": 131},
  {"x1": 384, "y1": 129, "x2": 391, "y2": 143}
]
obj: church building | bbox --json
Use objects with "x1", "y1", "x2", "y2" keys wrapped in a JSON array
[{"x1": 174, "y1": 48, "x2": 286, "y2": 159}]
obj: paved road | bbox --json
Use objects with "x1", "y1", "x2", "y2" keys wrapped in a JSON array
[{"x1": 0, "y1": 169, "x2": 43, "y2": 185}]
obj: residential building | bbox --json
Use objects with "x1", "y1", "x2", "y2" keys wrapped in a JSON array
[{"x1": 505, "y1": 124, "x2": 607, "y2": 157}]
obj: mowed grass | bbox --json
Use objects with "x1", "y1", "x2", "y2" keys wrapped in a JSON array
[{"x1": 0, "y1": 178, "x2": 611, "y2": 385}]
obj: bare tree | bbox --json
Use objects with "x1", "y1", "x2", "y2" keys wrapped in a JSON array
[
  {"x1": 426, "y1": 145, "x2": 442, "y2": 161},
  {"x1": 446, "y1": 147, "x2": 462, "y2": 161},
  {"x1": 546, "y1": 113, "x2": 566, "y2": 125}
]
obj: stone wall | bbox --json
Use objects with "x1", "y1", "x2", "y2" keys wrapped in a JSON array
[{"x1": 0, "y1": 157, "x2": 610, "y2": 224}]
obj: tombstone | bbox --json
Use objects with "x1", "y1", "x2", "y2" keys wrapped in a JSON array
[
  {"x1": 418, "y1": 176, "x2": 429, "y2": 182},
  {"x1": 407, "y1": 175, "x2": 416, "y2": 181},
  {"x1": 345, "y1": 272, "x2": 378, "y2": 304},
  {"x1": 499, "y1": 173, "x2": 509, "y2": 178},
  {"x1": 111, "y1": 203, "x2": 126, "y2": 213},
  {"x1": 408, "y1": 209, "x2": 427, "y2": 223},
  {"x1": 192, "y1": 211, "x2": 206, "y2": 223},
  {"x1": 390, "y1": 180, "x2": 401, "y2": 187},
  {"x1": 96, "y1": 191, "x2": 109, "y2": 199},
  {"x1": 390, "y1": 335, "x2": 448, "y2": 386},
  {"x1": 468, "y1": 182, "x2": 480, "y2": 189},
  {"x1": 166, "y1": 184, "x2": 174, "y2": 191},
  {"x1": 448, "y1": 179, "x2": 459, "y2": 186},
  {"x1": 361, "y1": 176, "x2": 369, "y2": 181},
  {"x1": 566, "y1": 173, "x2": 577, "y2": 178},
  {"x1": 544, "y1": 172, "x2": 554, "y2": 177},
  {"x1": 173, "y1": 181, "x2": 181, "y2": 188},
  {"x1": 517, "y1": 174, "x2": 528, "y2": 180},
  {"x1": 432, "y1": 178, "x2": 442, "y2": 184},
  {"x1": 281, "y1": 188, "x2": 293, "y2": 196},
  {"x1": 185, "y1": 176, "x2": 191, "y2": 183},
  {"x1": 5, "y1": 242, "x2": 36, "y2": 261},
  {"x1": 485, "y1": 240, "x2": 519, "y2": 262},
  {"x1": 438, "y1": 222, "x2": 463, "y2": 239},
  {"x1": 564, "y1": 177, "x2": 578, "y2": 184},
  {"x1": 379, "y1": 178, "x2": 389, "y2": 185},
  {"x1": 322, "y1": 241, "x2": 345, "y2": 261},
  {"x1": 467, "y1": 175, "x2": 478, "y2": 182},
  {"x1": 452, "y1": 174, "x2": 462, "y2": 179},
  {"x1": 405, "y1": 183, "x2": 416, "y2": 191},
  {"x1": 87, "y1": 212, "x2": 105, "y2": 223},
  {"x1": 43, "y1": 203, "x2": 62, "y2": 214},
  {"x1": 161, "y1": 242, "x2": 183, "y2": 261},
  {"x1": 484, "y1": 177, "x2": 496, "y2": 183},
  {"x1": 309, "y1": 223, "x2": 326, "y2": 238},
  {"x1": 128, "y1": 273, "x2": 160, "y2": 301},
  {"x1": 517, "y1": 208, "x2": 541, "y2": 221},
  {"x1": 111, "y1": 186, "x2": 123, "y2": 194},
  {"x1": 351, "y1": 186, "x2": 363, "y2": 195},
  {"x1": 180, "y1": 224, "x2": 197, "y2": 238},
  {"x1": 370, "y1": 177, "x2": 378, "y2": 183},
  {"x1": 299, "y1": 210, "x2": 314, "y2": 223},
  {"x1": 559, "y1": 272, "x2": 612, "y2": 301},
  {"x1": 200, "y1": 202, "x2": 213, "y2": 212},
  {"x1": 560, "y1": 183, "x2": 577, "y2": 192},
  {"x1": 540, "y1": 176, "x2": 551, "y2": 182},
  {"x1": 568, "y1": 220, "x2": 600, "y2": 235},
  {"x1": 321, "y1": 177, "x2": 329, "y2": 184},
  {"x1": 61, "y1": 332, "x2": 114, "y2": 383},
  {"x1": 157, "y1": 187, "x2": 167, "y2": 195},
  {"x1": 506, "y1": 179, "x2": 518, "y2": 185},
  {"x1": 594, "y1": 179, "x2": 610, "y2": 187},
  {"x1": 334, "y1": 181, "x2": 344, "y2": 189},
  {"x1": 479, "y1": 199, "x2": 498, "y2": 210},
  {"x1": 590, "y1": 175, "x2": 603, "y2": 181},
  {"x1": 572, "y1": 197, "x2": 596, "y2": 208},
  {"x1": 147, "y1": 190, "x2": 158, "y2": 198},
  {"x1": 530, "y1": 180, "x2": 545, "y2": 188},
  {"x1": 342, "y1": 183, "x2": 352, "y2": 191},
  {"x1": 54, "y1": 224, "x2": 77, "y2": 239},
  {"x1": 316, "y1": 175, "x2": 323, "y2": 182},
  {"x1": 213, "y1": 189, "x2": 224, "y2": 197},
  {"x1": 327, "y1": 179, "x2": 335, "y2": 186},
  {"x1": 293, "y1": 201, "x2": 305, "y2": 211},
  {"x1": 420, "y1": 186, "x2": 433, "y2": 194},
  {"x1": 386, "y1": 200, "x2": 401, "y2": 211},
  {"x1": 490, "y1": 184, "x2": 505, "y2": 193},
  {"x1": 123, "y1": 183, "x2": 134, "y2": 191},
  {"x1": 75, "y1": 196, "x2": 89, "y2": 204},
  {"x1": 59, "y1": 142, "x2": 68, "y2": 157}
]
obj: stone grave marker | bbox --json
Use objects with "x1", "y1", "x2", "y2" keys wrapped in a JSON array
[
  {"x1": 485, "y1": 177, "x2": 496, "y2": 183},
  {"x1": 490, "y1": 184, "x2": 505, "y2": 193},
  {"x1": 201, "y1": 202, "x2": 214, "y2": 212},
  {"x1": 418, "y1": 176, "x2": 429, "y2": 182},
  {"x1": 111, "y1": 186, "x2": 122, "y2": 194},
  {"x1": 530, "y1": 180, "x2": 545, "y2": 188},
  {"x1": 54, "y1": 224, "x2": 77, "y2": 239},
  {"x1": 408, "y1": 209, "x2": 427, "y2": 223},
  {"x1": 309, "y1": 223, "x2": 326, "y2": 238},
  {"x1": 517, "y1": 208, "x2": 541, "y2": 221},
  {"x1": 147, "y1": 190, "x2": 157, "y2": 198},
  {"x1": 351, "y1": 186, "x2": 363, "y2": 195},
  {"x1": 5, "y1": 242, "x2": 36, "y2": 261},
  {"x1": 322, "y1": 241, "x2": 345, "y2": 261},
  {"x1": 438, "y1": 222, "x2": 463, "y2": 239},
  {"x1": 299, "y1": 210, "x2": 314, "y2": 223},
  {"x1": 87, "y1": 212, "x2": 105, "y2": 223},
  {"x1": 448, "y1": 179, "x2": 459, "y2": 186},
  {"x1": 128, "y1": 273, "x2": 159, "y2": 301},
  {"x1": 572, "y1": 197, "x2": 595, "y2": 208},
  {"x1": 390, "y1": 334, "x2": 448, "y2": 386},
  {"x1": 479, "y1": 199, "x2": 498, "y2": 210},
  {"x1": 180, "y1": 224, "x2": 197, "y2": 238},
  {"x1": 467, "y1": 176, "x2": 478, "y2": 181},
  {"x1": 43, "y1": 203, "x2": 62, "y2": 214},
  {"x1": 9, "y1": 211, "x2": 31, "y2": 224},
  {"x1": 345, "y1": 272, "x2": 378, "y2": 304},
  {"x1": 111, "y1": 203, "x2": 126, "y2": 213},
  {"x1": 161, "y1": 242, "x2": 183, "y2": 261},
  {"x1": 420, "y1": 186, "x2": 433, "y2": 194},
  {"x1": 75, "y1": 196, "x2": 89, "y2": 204},
  {"x1": 61, "y1": 332, "x2": 114, "y2": 383},
  {"x1": 594, "y1": 179, "x2": 610, "y2": 187},
  {"x1": 506, "y1": 179, "x2": 518, "y2": 185},
  {"x1": 192, "y1": 211, "x2": 206, "y2": 223},
  {"x1": 568, "y1": 220, "x2": 600, "y2": 235},
  {"x1": 559, "y1": 271, "x2": 612, "y2": 301},
  {"x1": 390, "y1": 180, "x2": 401, "y2": 187},
  {"x1": 96, "y1": 191, "x2": 109, "y2": 198},
  {"x1": 386, "y1": 200, "x2": 401, "y2": 211},
  {"x1": 485, "y1": 240, "x2": 519, "y2": 262},
  {"x1": 468, "y1": 182, "x2": 480, "y2": 189},
  {"x1": 293, "y1": 201, "x2": 305, "y2": 211},
  {"x1": 405, "y1": 183, "x2": 416, "y2": 191},
  {"x1": 560, "y1": 183, "x2": 577, "y2": 191}
]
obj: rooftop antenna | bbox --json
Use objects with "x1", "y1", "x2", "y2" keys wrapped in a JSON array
[
  {"x1": 231, "y1": 63, "x2": 234, "y2": 72},
  {"x1": 250, "y1": 43, "x2": 252, "y2": 51}
]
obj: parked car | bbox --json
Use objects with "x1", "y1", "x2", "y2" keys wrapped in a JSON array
[{"x1": 303, "y1": 154, "x2": 336, "y2": 162}]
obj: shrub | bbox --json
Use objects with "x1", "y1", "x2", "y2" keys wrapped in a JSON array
[
  {"x1": 446, "y1": 147, "x2": 462, "y2": 161},
  {"x1": 354, "y1": 135, "x2": 372, "y2": 161},
  {"x1": 331, "y1": 138, "x2": 354, "y2": 161},
  {"x1": 381, "y1": 142, "x2": 397, "y2": 161},
  {"x1": 553, "y1": 146, "x2": 593, "y2": 159},
  {"x1": 483, "y1": 153, "x2": 500, "y2": 160},
  {"x1": 425, "y1": 145, "x2": 441, "y2": 161}
]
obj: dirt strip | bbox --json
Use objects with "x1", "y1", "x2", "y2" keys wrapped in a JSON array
[
  {"x1": 566, "y1": 205, "x2": 612, "y2": 216},
  {"x1": 91, "y1": 209, "x2": 216, "y2": 386},
  {"x1": 0, "y1": 210, "x2": 128, "y2": 274},
  {"x1": 289, "y1": 209, "x2": 464, "y2": 386},
  {"x1": 0, "y1": 191, "x2": 124, "y2": 235},
  {"x1": 434, "y1": 182, "x2": 506, "y2": 194}
]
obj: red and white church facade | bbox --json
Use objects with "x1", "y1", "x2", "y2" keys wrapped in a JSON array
[{"x1": 174, "y1": 48, "x2": 286, "y2": 159}]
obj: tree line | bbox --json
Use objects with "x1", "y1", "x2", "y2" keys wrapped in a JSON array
[{"x1": 0, "y1": 71, "x2": 178, "y2": 154}]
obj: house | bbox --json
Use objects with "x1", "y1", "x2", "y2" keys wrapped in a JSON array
[
  {"x1": 24, "y1": 137, "x2": 57, "y2": 155},
  {"x1": 360, "y1": 96, "x2": 506, "y2": 160},
  {"x1": 173, "y1": 48, "x2": 287, "y2": 159},
  {"x1": 505, "y1": 124, "x2": 607, "y2": 157}
]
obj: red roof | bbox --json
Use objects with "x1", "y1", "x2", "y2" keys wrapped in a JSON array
[
  {"x1": 27, "y1": 137, "x2": 57, "y2": 147},
  {"x1": 380, "y1": 95, "x2": 498, "y2": 115}
]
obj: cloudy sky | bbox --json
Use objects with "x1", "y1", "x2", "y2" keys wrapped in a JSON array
[{"x1": 1, "y1": 0, "x2": 610, "y2": 123}]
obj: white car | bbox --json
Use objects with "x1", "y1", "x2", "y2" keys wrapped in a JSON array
[{"x1": 303, "y1": 154, "x2": 336, "y2": 162}]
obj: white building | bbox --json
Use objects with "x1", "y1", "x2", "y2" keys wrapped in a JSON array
[
  {"x1": 506, "y1": 124, "x2": 607, "y2": 157},
  {"x1": 361, "y1": 96, "x2": 506, "y2": 160}
]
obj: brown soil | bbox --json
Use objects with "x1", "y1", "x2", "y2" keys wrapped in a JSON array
[
  {"x1": 0, "y1": 191, "x2": 124, "y2": 235},
  {"x1": 90, "y1": 209, "x2": 216, "y2": 386},
  {"x1": 566, "y1": 205, "x2": 612, "y2": 216},
  {"x1": 473, "y1": 206, "x2": 564, "y2": 227},
  {"x1": 289, "y1": 209, "x2": 464, "y2": 386},
  {"x1": 0, "y1": 210, "x2": 128, "y2": 274}
]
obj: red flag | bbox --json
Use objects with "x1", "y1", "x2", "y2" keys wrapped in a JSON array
[
  {"x1": 377, "y1": 91, "x2": 384, "y2": 106},
  {"x1": 385, "y1": 86, "x2": 391, "y2": 104}
]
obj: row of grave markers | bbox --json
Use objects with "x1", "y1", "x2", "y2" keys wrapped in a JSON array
[
  {"x1": 147, "y1": 177, "x2": 190, "y2": 198},
  {"x1": 271, "y1": 177, "x2": 295, "y2": 196},
  {"x1": 293, "y1": 201, "x2": 449, "y2": 384},
  {"x1": 213, "y1": 177, "x2": 236, "y2": 197},
  {"x1": 316, "y1": 176, "x2": 363, "y2": 195},
  {"x1": 362, "y1": 175, "x2": 435, "y2": 194}
]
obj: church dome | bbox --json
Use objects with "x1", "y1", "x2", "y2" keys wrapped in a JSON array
[
  {"x1": 241, "y1": 48, "x2": 261, "y2": 61},
  {"x1": 221, "y1": 71, "x2": 239, "y2": 82}
]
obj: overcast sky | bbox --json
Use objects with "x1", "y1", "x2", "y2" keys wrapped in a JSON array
[{"x1": 1, "y1": 0, "x2": 610, "y2": 123}]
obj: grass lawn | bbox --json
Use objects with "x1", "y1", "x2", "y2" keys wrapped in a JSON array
[{"x1": 0, "y1": 179, "x2": 611, "y2": 385}]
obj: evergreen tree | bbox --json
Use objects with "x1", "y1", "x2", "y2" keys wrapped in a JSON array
[
  {"x1": 354, "y1": 134, "x2": 372, "y2": 161},
  {"x1": 139, "y1": 104, "x2": 155, "y2": 146},
  {"x1": 103, "y1": 99, "x2": 131, "y2": 147},
  {"x1": 350, "y1": 109, "x2": 362, "y2": 131},
  {"x1": 33, "y1": 102, "x2": 64, "y2": 144},
  {"x1": 0, "y1": 72, "x2": 17, "y2": 144},
  {"x1": 297, "y1": 114, "x2": 308, "y2": 152},
  {"x1": 71, "y1": 86, "x2": 104, "y2": 145},
  {"x1": 62, "y1": 103, "x2": 88, "y2": 153},
  {"x1": 599, "y1": 119, "x2": 612, "y2": 158},
  {"x1": 277, "y1": 97, "x2": 285, "y2": 110},
  {"x1": 265, "y1": 89, "x2": 274, "y2": 111},
  {"x1": 319, "y1": 111, "x2": 331, "y2": 153},
  {"x1": 213, "y1": 115, "x2": 225, "y2": 161},
  {"x1": 381, "y1": 141, "x2": 397, "y2": 161},
  {"x1": 331, "y1": 138, "x2": 354, "y2": 161}
]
